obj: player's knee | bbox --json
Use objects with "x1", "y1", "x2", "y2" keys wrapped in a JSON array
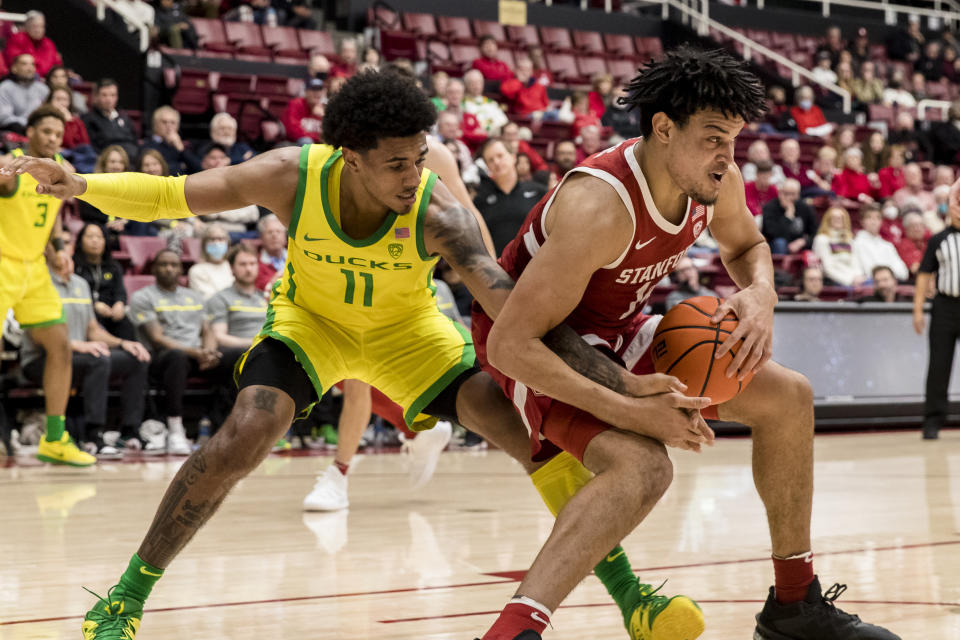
[
  {"x1": 212, "y1": 407, "x2": 281, "y2": 474},
  {"x1": 611, "y1": 437, "x2": 673, "y2": 501},
  {"x1": 783, "y1": 369, "x2": 813, "y2": 412}
]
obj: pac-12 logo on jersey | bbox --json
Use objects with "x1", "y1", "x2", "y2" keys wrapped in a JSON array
[{"x1": 693, "y1": 220, "x2": 704, "y2": 237}]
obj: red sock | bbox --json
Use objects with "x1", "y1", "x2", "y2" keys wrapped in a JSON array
[
  {"x1": 482, "y1": 598, "x2": 551, "y2": 640},
  {"x1": 773, "y1": 551, "x2": 815, "y2": 604},
  {"x1": 334, "y1": 460, "x2": 349, "y2": 476}
]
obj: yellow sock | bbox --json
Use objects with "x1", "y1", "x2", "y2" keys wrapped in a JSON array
[{"x1": 529, "y1": 451, "x2": 593, "y2": 516}]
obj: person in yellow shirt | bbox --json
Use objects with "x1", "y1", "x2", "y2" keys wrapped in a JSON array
[
  {"x1": 8, "y1": 71, "x2": 706, "y2": 640},
  {"x1": 0, "y1": 105, "x2": 95, "y2": 466}
]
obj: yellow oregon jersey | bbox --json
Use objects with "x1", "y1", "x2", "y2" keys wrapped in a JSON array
[
  {"x1": 0, "y1": 148, "x2": 64, "y2": 261},
  {"x1": 276, "y1": 144, "x2": 440, "y2": 328}
]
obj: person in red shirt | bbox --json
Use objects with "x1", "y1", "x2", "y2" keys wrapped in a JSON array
[
  {"x1": 878, "y1": 199, "x2": 906, "y2": 245},
  {"x1": 897, "y1": 210, "x2": 930, "y2": 276},
  {"x1": 500, "y1": 57, "x2": 549, "y2": 117},
  {"x1": 45, "y1": 86, "x2": 89, "y2": 149},
  {"x1": 3, "y1": 11, "x2": 62, "y2": 77},
  {"x1": 744, "y1": 161, "x2": 779, "y2": 219},
  {"x1": 330, "y1": 39, "x2": 358, "y2": 79},
  {"x1": 789, "y1": 85, "x2": 834, "y2": 137},
  {"x1": 443, "y1": 78, "x2": 487, "y2": 151},
  {"x1": 587, "y1": 73, "x2": 613, "y2": 120},
  {"x1": 877, "y1": 144, "x2": 906, "y2": 198},
  {"x1": 471, "y1": 35, "x2": 514, "y2": 83},
  {"x1": 831, "y1": 147, "x2": 877, "y2": 203},
  {"x1": 569, "y1": 91, "x2": 601, "y2": 139},
  {"x1": 527, "y1": 45, "x2": 553, "y2": 87},
  {"x1": 282, "y1": 77, "x2": 324, "y2": 144}
]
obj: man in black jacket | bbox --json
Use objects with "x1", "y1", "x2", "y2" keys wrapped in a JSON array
[
  {"x1": 82, "y1": 79, "x2": 139, "y2": 161},
  {"x1": 761, "y1": 178, "x2": 817, "y2": 254}
]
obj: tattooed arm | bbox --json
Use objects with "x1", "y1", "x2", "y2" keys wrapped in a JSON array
[{"x1": 422, "y1": 179, "x2": 681, "y2": 399}]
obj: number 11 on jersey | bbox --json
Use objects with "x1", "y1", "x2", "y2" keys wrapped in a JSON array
[{"x1": 340, "y1": 268, "x2": 373, "y2": 307}]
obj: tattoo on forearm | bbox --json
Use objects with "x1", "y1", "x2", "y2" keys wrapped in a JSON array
[
  {"x1": 253, "y1": 388, "x2": 278, "y2": 414},
  {"x1": 543, "y1": 325, "x2": 628, "y2": 394},
  {"x1": 426, "y1": 203, "x2": 514, "y2": 291}
]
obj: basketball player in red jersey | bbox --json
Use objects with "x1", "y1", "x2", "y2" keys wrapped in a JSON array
[{"x1": 473, "y1": 47, "x2": 900, "y2": 640}]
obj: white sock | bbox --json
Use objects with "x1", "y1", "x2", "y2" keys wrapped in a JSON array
[
  {"x1": 167, "y1": 416, "x2": 184, "y2": 435},
  {"x1": 511, "y1": 594, "x2": 553, "y2": 621}
]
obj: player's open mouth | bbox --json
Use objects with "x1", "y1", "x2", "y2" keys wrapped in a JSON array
[{"x1": 400, "y1": 192, "x2": 417, "y2": 203}]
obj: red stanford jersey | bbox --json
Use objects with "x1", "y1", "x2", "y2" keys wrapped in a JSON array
[{"x1": 498, "y1": 137, "x2": 713, "y2": 347}]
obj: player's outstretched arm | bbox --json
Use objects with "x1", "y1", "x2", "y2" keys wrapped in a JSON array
[{"x1": 2, "y1": 147, "x2": 301, "y2": 227}]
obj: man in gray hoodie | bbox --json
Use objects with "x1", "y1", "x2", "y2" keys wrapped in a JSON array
[{"x1": 0, "y1": 54, "x2": 49, "y2": 133}]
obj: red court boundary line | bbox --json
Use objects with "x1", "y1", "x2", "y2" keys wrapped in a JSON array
[
  {"x1": 378, "y1": 598, "x2": 960, "y2": 624},
  {"x1": 3, "y1": 539, "x2": 959, "y2": 627}
]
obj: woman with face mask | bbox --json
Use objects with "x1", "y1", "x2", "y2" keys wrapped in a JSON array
[{"x1": 187, "y1": 223, "x2": 234, "y2": 301}]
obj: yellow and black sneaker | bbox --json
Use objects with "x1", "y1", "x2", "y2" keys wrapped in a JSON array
[
  {"x1": 81, "y1": 587, "x2": 143, "y2": 639},
  {"x1": 36, "y1": 432, "x2": 96, "y2": 467}
]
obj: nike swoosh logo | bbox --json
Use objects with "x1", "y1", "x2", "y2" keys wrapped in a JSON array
[
  {"x1": 606, "y1": 549, "x2": 625, "y2": 562},
  {"x1": 635, "y1": 238, "x2": 654, "y2": 250},
  {"x1": 302, "y1": 234, "x2": 328, "y2": 242},
  {"x1": 530, "y1": 611, "x2": 549, "y2": 625},
  {"x1": 139, "y1": 566, "x2": 162, "y2": 577}
]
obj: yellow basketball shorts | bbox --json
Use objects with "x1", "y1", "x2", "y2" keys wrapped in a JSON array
[
  {"x1": 238, "y1": 297, "x2": 475, "y2": 429},
  {"x1": 0, "y1": 256, "x2": 65, "y2": 329}
]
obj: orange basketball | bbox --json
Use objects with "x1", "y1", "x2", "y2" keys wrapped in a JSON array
[{"x1": 650, "y1": 296, "x2": 754, "y2": 405}]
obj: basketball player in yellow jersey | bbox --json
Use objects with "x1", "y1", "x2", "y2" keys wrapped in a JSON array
[
  {"x1": 8, "y1": 72, "x2": 706, "y2": 640},
  {"x1": 0, "y1": 105, "x2": 95, "y2": 467}
]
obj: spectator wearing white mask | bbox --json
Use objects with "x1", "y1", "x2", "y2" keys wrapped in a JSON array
[{"x1": 188, "y1": 224, "x2": 234, "y2": 301}]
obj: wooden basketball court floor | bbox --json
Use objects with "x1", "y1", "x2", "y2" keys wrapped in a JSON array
[{"x1": 2, "y1": 430, "x2": 959, "y2": 639}]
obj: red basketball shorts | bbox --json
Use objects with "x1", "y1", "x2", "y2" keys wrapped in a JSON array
[
  {"x1": 333, "y1": 381, "x2": 415, "y2": 438},
  {"x1": 471, "y1": 307, "x2": 719, "y2": 463}
]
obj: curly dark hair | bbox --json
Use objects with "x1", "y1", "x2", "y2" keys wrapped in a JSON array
[
  {"x1": 322, "y1": 70, "x2": 437, "y2": 152},
  {"x1": 620, "y1": 46, "x2": 766, "y2": 137}
]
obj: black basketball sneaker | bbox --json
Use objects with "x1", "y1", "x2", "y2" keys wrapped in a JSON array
[{"x1": 754, "y1": 576, "x2": 901, "y2": 639}]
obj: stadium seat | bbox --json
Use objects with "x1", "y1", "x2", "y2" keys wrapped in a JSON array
[
  {"x1": 607, "y1": 57, "x2": 637, "y2": 83},
  {"x1": 402, "y1": 12, "x2": 439, "y2": 38},
  {"x1": 254, "y1": 75, "x2": 290, "y2": 97},
  {"x1": 539, "y1": 26, "x2": 575, "y2": 53},
  {"x1": 180, "y1": 237, "x2": 203, "y2": 264},
  {"x1": 436, "y1": 16, "x2": 475, "y2": 44},
  {"x1": 378, "y1": 30, "x2": 418, "y2": 61},
  {"x1": 298, "y1": 29, "x2": 337, "y2": 57},
  {"x1": 224, "y1": 21, "x2": 273, "y2": 58},
  {"x1": 497, "y1": 48, "x2": 517, "y2": 70},
  {"x1": 576, "y1": 55, "x2": 608, "y2": 78},
  {"x1": 450, "y1": 43, "x2": 481, "y2": 67},
  {"x1": 118, "y1": 236, "x2": 167, "y2": 274},
  {"x1": 210, "y1": 72, "x2": 256, "y2": 99},
  {"x1": 473, "y1": 20, "x2": 507, "y2": 45},
  {"x1": 868, "y1": 104, "x2": 896, "y2": 125},
  {"x1": 602, "y1": 33, "x2": 637, "y2": 59},
  {"x1": 572, "y1": 30, "x2": 605, "y2": 55},
  {"x1": 191, "y1": 18, "x2": 234, "y2": 53},
  {"x1": 262, "y1": 25, "x2": 306, "y2": 59},
  {"x1": 546, "y1": 52, "x2": 585, "y2": 85},
  {"x1": 367, "y1": 5, "x2": 399, "y2": 30},
  {"x1": 506, "y1": 25, "x2": 540, "y2": 49},
  {"x1": 123, "y1": 274, "x2": 156, "y2": 296},
  {"x1": 634, "y1": 37, "x2": 663, "y2": 58},
  {"x1": 170, "y1": 68, "x2": 211, "y2": 115}
]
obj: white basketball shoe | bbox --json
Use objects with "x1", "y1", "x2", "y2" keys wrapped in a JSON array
[{"x1": 303, "y1": 464, "x2": 349, "y2": 511}]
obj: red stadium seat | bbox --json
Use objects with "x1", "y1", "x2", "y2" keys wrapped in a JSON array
[
  {"x1": 123, "y1": 275, "x2": 156, "y2": 296},
  {"x1": 170, "y1": 69, "x2": 212, "y2": 115},
  {"x1": 546, "y1": 52, "x2": 586, "y2": 85},
  {"x1": 607, "y1": 57, "x2": 637, "y2": 83},
  {"x1": 572, "y1": 30, "x2": 605, "y2": 54},
  {"x1": 436, "y1": 16, "x2": 475, "y2": 44},
  {"x1": 602, "y1": 33, "x2": 637, "y2": 59},
  {"x1": 191, "y1": 18, "x2": 234, "y2": 53},
  {"x1": 224, "y1": 21, "x2": 273, "y2": 57},
  {"x1": 118, "y1": 236, "x2": 167, "y2": 274},
  {"x1": 867, "y1": 104, "x2": 895, "y2": 125},
  {"x1": 506, "y1": 25, "x2": 540, "y2": 49},
  {"x1": 473, "y1": 20, "x2": 507, "y2": 45},
  {"x1": 378, "y1": 30, "x2": 419, "y2": 61},
  {"x1": 634, "y1": 37, "x2": 663, "y2": 59},
  {"x1": 262, "y1": 25, "x2": 305, "y2": 59},
  {"x1": 450, "y1": 43, "x2": 481, "y2": 67},
  {"x1": 539, "y1": 26, "x2": 574, "y2": 53},
  {"x1": 210, "y1": 72, "x2": 255, "y2": 98},
  {"x1": 402, "y1": 12, "x2": 438, "y2": 38},
  {"x1": 577, "y1": 55, "x2": 608, "y2": 78},
  {"x1": 180, "y1": 237, "x2": 203, "y2": 264},
  {"x1": 426, "y1": 40, "x2": 451, "y2": 62},
  {"x1": 298, "y1": 29, "x2": 336, "y2": 57},
  {"x1": 255, "y1": 75, "x2": 289, "y2": 97},
  {"x1": 367, "y1": 5, "x2": 399, "y2": 30},
  {"x1": 497, "y1": 48, "x2": 516, "y2": 70}
]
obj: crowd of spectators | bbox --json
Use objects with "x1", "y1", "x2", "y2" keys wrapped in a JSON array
[{"x1": 3, "y1": 4, "x2": 958, "y2": 457}]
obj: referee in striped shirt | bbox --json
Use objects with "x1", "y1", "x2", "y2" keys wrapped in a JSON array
[{"x1": 914, "y1": 180, "x2": 960, "y2": 439}]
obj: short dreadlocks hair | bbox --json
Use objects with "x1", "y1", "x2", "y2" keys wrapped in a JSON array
[
  {"x1": 620, "y1": 46, "x2": 766, "y2": 138},
  {"x1": 322, "y1": 70, "x2": 437, "y2": 152}
]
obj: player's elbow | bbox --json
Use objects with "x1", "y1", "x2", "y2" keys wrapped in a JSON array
[{"x1": 486, "y1": 321, "x2": 517, "y2": 375}]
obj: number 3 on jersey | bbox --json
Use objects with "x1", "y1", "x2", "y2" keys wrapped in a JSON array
[
  {"x1": 34, "y1": 202, "x2": 48, "y2": 228},
  {"x1": 341, "y1": 268, "x2": 373, "y2": 307}
]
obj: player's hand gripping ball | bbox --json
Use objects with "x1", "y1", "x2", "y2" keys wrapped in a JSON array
[{"x1": 651, "y1": 296, "x2": 755, "y2": 405}]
